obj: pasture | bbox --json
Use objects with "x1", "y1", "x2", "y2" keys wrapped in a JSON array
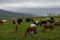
[{"x1": 0, "y1": 16, "x2": 60, "y2": 40}]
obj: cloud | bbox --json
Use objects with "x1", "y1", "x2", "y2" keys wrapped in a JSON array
[{"x1": 0, "y1": 0, "x2": 60, "y2": 10}]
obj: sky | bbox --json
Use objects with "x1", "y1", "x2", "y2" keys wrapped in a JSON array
[
  {"x1": 0, "y1": 0, "x2": 60, "y2": 9},
  {"x1": 0, "y1": 0, "x2": 60, "y2": 15}
]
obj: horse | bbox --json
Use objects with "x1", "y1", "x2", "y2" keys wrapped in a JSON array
[
  {"x1": 33, "y1": 20, "x2": 47, "y2": 26},
  {"x1": 47, "y1": 17, "x2": 55, "y2": 24},
  {"x1": 39, "y1": 19, "x2": 54, "y2": 32},
  {"x1": 17, "y1": 18, "x2": 22, "y2": 25},
  {"x1": 25, "y1": 18, "x2": 33, "y2": 22},
  {"x1": 42, "y1": 23, "x2": 54, "y2": 32},
  {"x1": 25, "y1": 24, "x2": 37, "y2": 37},
  {"x1": 33, "y1": 20, "x2": 40, "y2": 26}
]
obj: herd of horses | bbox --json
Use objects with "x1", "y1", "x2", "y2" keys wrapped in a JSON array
[{"x1": 0, "y1": 17, "x2": 60, "y2": 37}]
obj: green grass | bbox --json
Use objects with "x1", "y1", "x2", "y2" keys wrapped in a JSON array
[{"x1": 0, "y1": 17, "x2": 60, "y2": 40}]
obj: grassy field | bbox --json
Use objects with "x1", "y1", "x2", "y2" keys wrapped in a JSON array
[{"x1": 0, "y1": 17, "x2": 60, "y2": 40}]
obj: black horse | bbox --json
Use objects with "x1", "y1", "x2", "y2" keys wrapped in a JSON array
[
  {"x1": 17, "y1": 18, "x2": 22, "y2": 25},
  {"x1": 25, "y1": 18, "x2": 33, "y2": 22}
]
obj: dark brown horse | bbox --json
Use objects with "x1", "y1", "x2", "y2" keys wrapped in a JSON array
[
  {"x1": 42, "y1": 23, "x2": 54, "y2": 32},
  {"x1": 25, "y1": 26, "x2": 37, "y2": 37}
]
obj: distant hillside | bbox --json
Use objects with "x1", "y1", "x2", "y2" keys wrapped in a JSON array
[
  {"x1": 12, "y1": 8, "x2": 60, "y2": 16},
  {"x1": 0, "y1": 9, "x2": 33, "y2": 18}
]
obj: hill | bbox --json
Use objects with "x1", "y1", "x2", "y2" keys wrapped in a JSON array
[
  {"x1": 12, "y1": 8, "x2": 60, "y2": 16},
  {"x1": 0, "y1": 9, "x2": 33, "y2": 18}
]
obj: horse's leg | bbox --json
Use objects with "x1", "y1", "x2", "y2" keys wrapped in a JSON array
[
  {"x1": 50, "y1": 24, "x2": 54, "y2": 31},
  {"x1": 42, "y1": 24, "x2": 46, "y2": 32},
  {"x1": 34, "y1": 30, "x2": 37, "y2": 40},
  {"x1": 15, "y1": 24, "x2": 18, "y2": 33},
  {"x1": 43, "y1": 27, "x2": 46, "y2": 32},
  {"x1": 25, "y1": 29, "x2": 29, "y2": 37},
  {"x1": 30, "y1": 31, "x2": 33, "y2": 37},
  {"x1": 15, "y1": 26, "x2": 18, "y2": 33},
  {"x1": 25, "y1": 30, "x2": 28, "y2": 37},
  {"x1": 50, "y1": 27, "x2": 54, "y2": 31}
]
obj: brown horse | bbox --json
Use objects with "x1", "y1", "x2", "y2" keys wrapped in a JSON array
[
  {"x1": 25, "y1": 26, "x2": 37, "y2": 37},
  {"x1": 42, "y1": 23, "x2": 54, "y2": 32}
]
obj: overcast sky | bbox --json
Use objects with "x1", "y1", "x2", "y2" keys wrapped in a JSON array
[{"x1": 0, "y1": 0, "x2": 60, "y2": 13}]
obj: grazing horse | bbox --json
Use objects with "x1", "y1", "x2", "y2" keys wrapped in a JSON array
[
  {"x1": 40, "y1": 20, "x2": 47, "y2": 25},
  {"x1": 25, "y1": 24, "x2": 37, "y2": 37},
  {"x1": 33, "y1": 20, "x2": 47, "y2": 26},
  {"x1": 12, "y1": 18, "x2": 19, "y2": 33},
  {"x1": 47, "y1": 17, "x2": 55, "y2": 24},
  {"x1": 17, "y1": 18, "x2": 22, "y2": 25},
  {"x1": 25, "y1": 18, "x2": 33, "y2": 22},
  {"x1": 33, "y1": 20, "x2": 40, "y2": 26},
  {"x1": 42, "y1": 23, "x2": 54, "y2": 32},
  {"x1": 39, "y1": 19, "x2": 54, "y2": 32}
]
